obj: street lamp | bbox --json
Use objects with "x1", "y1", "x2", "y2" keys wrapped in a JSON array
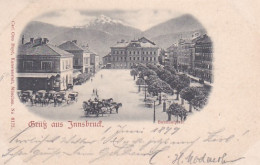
[
  {"x1": 150, "y1": 97, "x2": 157, "y2": 123},
  {"x1": 162, "y1": 94, "x2": 168, "y2": 112},
  {"x1": 144, "y1": 76, "x2": 148, "y2": 101}
]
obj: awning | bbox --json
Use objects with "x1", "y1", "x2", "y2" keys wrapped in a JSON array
[
  {"x1": 73, "y1": 70, "x2": 81, "y2": 78},
  {"x1": 17, "y1": 73, "x2": 59, "y2": 78}
]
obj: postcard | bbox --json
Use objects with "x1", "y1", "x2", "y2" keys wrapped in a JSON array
[{"x1": 0, "y1": 0, "x2": 259, "y2": 164}]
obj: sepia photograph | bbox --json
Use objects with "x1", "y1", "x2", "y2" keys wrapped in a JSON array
[
  {"x1": 0, "y1": 0, "x2": 259, "y2": 164},
  {"x1": 17, "y1": 10, "x2": 213, "y2": 122}
]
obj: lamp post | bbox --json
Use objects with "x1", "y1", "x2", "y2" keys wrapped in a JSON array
[
  {"x1": 162, "y1": 94, "x2": 168, "y2": 112},
  {"x1": 144, "y1": 76, "x2": 148, "y2": 101},
  {"x1": 150, "y1": 97, "x2": 157, "y2": 123},
  {"x1": 153, "y1": 100, "x2": 156, "y2": 123}
]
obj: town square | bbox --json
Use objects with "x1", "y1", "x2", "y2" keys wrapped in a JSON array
[{"x1": 16, "y1": 12, "x2": 213, "y2": 122}]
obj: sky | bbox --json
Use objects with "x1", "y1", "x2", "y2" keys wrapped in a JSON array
[{"x1": 34, "y1": 9, "x2": 183, "y2": 31}]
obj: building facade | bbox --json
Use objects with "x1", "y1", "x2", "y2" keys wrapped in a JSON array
[
  {"x1": 193, "y1": 34, "x2": 213, "y2": 82},
  {"x1": 17, "y1": 37, "x2": 74, "y2": 91},
  {"x1": 90, "y1": 53, "x2": 100, "y2": 73},
  {"x1": 107, "y1": 37, "x2": 159, "y2": 69},
  {"x1": 176, "y1": 39, "x2": 195, "y2": 73},
  {"x1": 58, "y1": 40, "x2": 91, "y2": 74},
  {"x1": 166, "y1": 44, "x2": 178, "y2": 69}
]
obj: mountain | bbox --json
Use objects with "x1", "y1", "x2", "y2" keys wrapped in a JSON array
[
  {"x1": 20, "y1": 21, "x2": 71, "y2": 43},
  {"x1": 85, "y1": 15, "x2": 141, "y2": 37},
  {"x1": 51, "y1": 27, "x2": 133, "y2": 57},
  {"x1": 150, "y1": 29, "x2": 207, "y2": 49},
  {"x1": 143, "y1": 14, "x2": 205, "y2": 38},
  {"x1": 20, "y1": 14, "x2": 208, "y2": 57},
  {"x1": 142, "y1": 14, "x2": 206, "y2": 48}
]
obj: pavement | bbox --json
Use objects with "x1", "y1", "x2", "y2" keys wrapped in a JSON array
[{"x1": 26, "y1": 69, "x2": 182, "y2": 122}]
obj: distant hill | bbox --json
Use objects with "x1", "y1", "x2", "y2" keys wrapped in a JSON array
[
  {"x1": 20, "y1": 21, "x2": 71, "y2": 43},
  {"x1": 143, "y1": 14, "x2": 205, "y2": 39},
  {"x1": 51, "y1": 28, "x2": 134, "y2": 57},
  {"x1": 150, "y1": 29, "x2": 207, "y2": 49},
  {"x1": 20, "y1": 14, "x2": 208, "y2": 58}
]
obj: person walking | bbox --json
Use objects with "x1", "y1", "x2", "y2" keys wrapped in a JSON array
[{"x1": 96, "y1": 89, "x2": 98, "y2": 96}]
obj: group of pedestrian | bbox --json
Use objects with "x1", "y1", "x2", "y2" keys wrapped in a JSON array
[{"x1": 93, "y1": 89, "x2": 99, "y2": 97}]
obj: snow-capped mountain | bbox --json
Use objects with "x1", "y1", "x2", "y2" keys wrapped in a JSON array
[
  {"x1": 84, "y1": 15, "x2": 141, "y2": 36},
  {"x1": 86, "y1": 15, "x2": 124, "y2": 26}
]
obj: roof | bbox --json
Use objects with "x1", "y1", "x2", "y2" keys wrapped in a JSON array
[
  {"x1": 58, "y1": 41, "x2": 83, "y2": 51},
  {"x1": 18, "y1": 43, "x2": 74, "y2": 57},
  {"x1": 111, "y1": 37, "x2": 158, "y2": 48},
  {"x1": 103, "y1": 53, "x2": 111, "y2": 58},
  {"x1": 111, "y1": 42, "x2": 129, "y2": 48},
  {"x1": 195, "y1": 34, "x2": 212, "y2": 44}
]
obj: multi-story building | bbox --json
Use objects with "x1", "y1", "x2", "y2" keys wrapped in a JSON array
[
  {"x1": 58, "y1": 40, "x2": 91, "y2": 74},
  {"x1": 89, "y1": 52, "x2": 100, "y2": 74},
  {"x1": 166, "y1": 43, "x2": 178, "y2": 69},
  {"x1": 108, "y1": 37, "x2": 159, "y2": 69},
  {"x1": 17, "y1": 37, "x2": 74, "y2": 91},
  {"x1": 193, "y1": 34, "x2": 213, "y2": 82},
  {"x1": 103, "y1": 53, "x2": 111, "y2": 68},
  {"x1": 177, "y1": 39, "x2": 195, "y2": 73}
]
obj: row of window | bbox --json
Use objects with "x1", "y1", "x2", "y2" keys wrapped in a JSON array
[
  {"x1": 112, "y1": 50, "x2": 157, "y2": 55},
  {"x1": 22, "y1": 60, "x2": 72, "y2": 71},
  {"x1": 23, "y1": 61, "x2": 53, "y2": 70},
  {"x1": 194, "y1": 63, "x2": 212, "y2": 70},
  {"x1": 110, "y1": 56, "x2": 157, "y2": 61}
]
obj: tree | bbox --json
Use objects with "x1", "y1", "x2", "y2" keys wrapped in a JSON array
[
  {"x1": 136, "y1": 78, "x2": 146, "y2": 92},
  {"x1": 180, "y1": 87, "x2": 204, "y2": 112},
  {"x1": 190, "y1": 94, "x2": 207, "y2": 110},
  {"x1": 158, "y1": 69, "x2": 172, "y2": 81},
  {"x1": 139, "y1": 69, "x2": 157, "y2": 79},
  {"x1": 130, "y1": 69, "x2": 138, "y2": 80},
  {"x1": 148, "y1": 79, "x2": 173, "y2": 96},
  {"x1": 164, "y1": 65, "x2": 177, "y2": 75},
  {"x1": 145, "y1": 75, "x2": 159, "y2": 86},
  {"x1": 173, "y1": 74, "x2": 190, "y2": 100},
  {"x1": 168, "y1": 103, "x2": 187, "y2": 122}
]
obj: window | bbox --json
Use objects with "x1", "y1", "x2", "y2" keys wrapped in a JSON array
[
  {"x1": 84, "y1": 57, "x2": 89, "y2": 64},
  {"x1": 130, "y1": 57, "x2": 132, "y2": 60},
  {"x1": 137, "y1": 57, "x2": 140, "y2": 60},
  {"x1": 154, "y1": 57, "x2": 156, "y2": 61},
  {"x1": 146, "y1": 57, "x2": 148, "y2": 60},
  {"x1": 133, "y1": 57, "x2": 135, "y2": 60},
  {"x1": 41, "y1": 61, "x2": 52, "y2": 70},
  {"x1": 23, "y1": 61, "x2": 33, "y2": 70},
  {"x1": 150, "y1": 57, "x2": 152, "y2": 61},
  {"x1": 75, "y1": 59, "x2": 79, "y2": 65}
]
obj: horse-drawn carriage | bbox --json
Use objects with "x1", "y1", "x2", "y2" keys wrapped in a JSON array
[
  {"x1": 20, "y1": 90, "x2": 33, "y2": 103},
  {"x1": 82, "y1": 98, "x2": 122, "y2": 117},
  {"x1": 67, "y1": 92, "x2": 78, "y2": 104}
]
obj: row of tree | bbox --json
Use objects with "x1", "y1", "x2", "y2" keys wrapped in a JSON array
[{"x1": 130, "y1": 64, "x2": 210, "y2": 121}]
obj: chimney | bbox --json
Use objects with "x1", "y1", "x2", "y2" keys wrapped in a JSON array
[
  {"x1": 30, "y1": 38, "x2": 34, "y2": 43},
  {"x1": 34, "y1": 38, "x2": 42, "y2": 45},
  {"x1": 22, "y1": 35, "x2": 25, "y2": 44},
  {"x1": 72, "y1": 40, "x2": 77, "y2": 44},
  {"x1": 43, "y1": 38, "x2": 49, "y2": 44}
]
